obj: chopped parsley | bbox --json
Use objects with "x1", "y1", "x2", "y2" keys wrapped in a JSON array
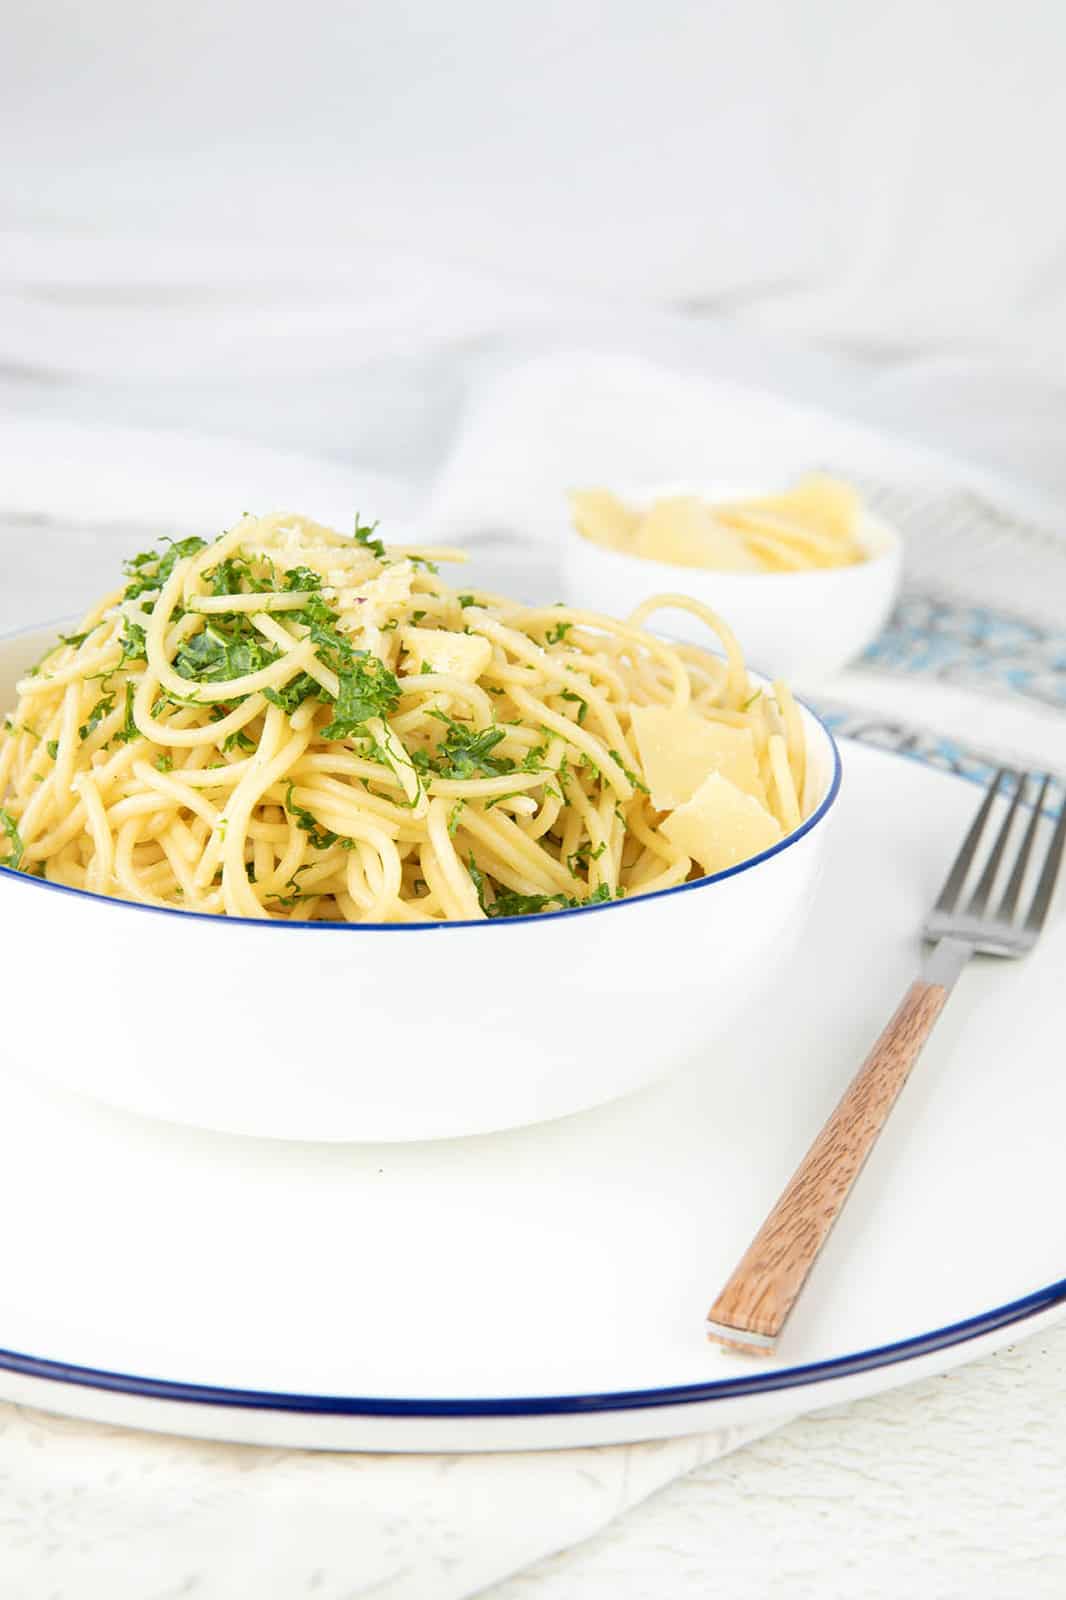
[
  {"x1": 265, "y1": 862, "x2": 317, "y2": 908},
  {"x1": 544, "y1": 620, "x2": 572, "y2": 646},
  {"x1": 458, "y1": 594, "x2": 476, "y2": 609},
  {"x1": 59, "y1": 630, "x2": 90, "y2": 649},
  {"x1": 122, "y1": 535, "x2": 208, "y2": 602},
  {"x1": 558, "y1": 688, "x2": 588, "y2": 724},
  {"x1": 79, "y1": 691, "x2": 115, "y2": 741},
  {"x1": 466, "y1": 854, "x2": 489, "y2": 910},
  {"x1": 741, "y1": 688, "x2": 763, "y2": 711},
  {"x1": 426, "y1": 712, "x2": 514, "y2": 779},
  {"x1": 155, "y1": 753, "x2": 174, "y2": 773},
  {"x1": 484, "y1": 790, "x2": 525, "y2": 810},
  {"x1": 608, "y1": 749, "x2": 649, "y2": 793},
  {"x1": 485, "y1": 888, "x2": 567, "y2": 918},
  {"x1": 141, "y1": 566, "x2": 401, "y2": 741},
  {"x1": 46, "y1": 740, "x2": 59, "y2": 760},
  {"x1": 222, "y1": 728, "x2": 256, "y2": 754},
  {"x1": 266, "y1": 888, "x2": 313, "y2": 910},
  {"x1": 113, "y1": 681, "x2": 140, "y2": 744},
  {"x1": 263, "y1": 673, "x2": 324, "y2": 714},
  {"x1": 354, "y1": 516, "x2": 386, "y2": 560},
  {"x1": 467, "y1": 858, "x2": 618, "y2": 919},
  {"x1": 0, "y1": 809, "x2": 24, "y2": 871},
  {"x1": 320, "y1": 658, "x2": 402, "y2": 739},
  {"x1": 359, "y1": 735, "x2": 393, "y2": 767},
  {"x1": 283, "y1": 783, "x2": 341, "y2": 850},
  {"x1": 173, "y1": 621, "x2": 278, "y2": 684},
  {"x1": 118, "y1": 618, "x2": 147, "y2": 664},
  {"x1": 207, "y1": 557, "x2": 245, "y2": 596},
  {"x1": 288, "y1": 594, "x2": 357, "y2": 672},
  {"x1": 518, "y1": 743, "x2": 548, "y2": 774},
  {"x1": 282, "y1": 565, "x2": 323, "y2": 592},
  {"x1": 204, "y1": 555, "x2": 265, "y2": 597},
  {"x1": 567, "y1": 839, "x2": 606, "y2": 875},
  {"x1": 447, "y1": 800, "x2": 465, "y2": 836}
]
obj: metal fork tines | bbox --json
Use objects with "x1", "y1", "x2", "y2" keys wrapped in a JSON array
[{"x1": 924, "y1": 768, "x2": 1066, "y2": 957}]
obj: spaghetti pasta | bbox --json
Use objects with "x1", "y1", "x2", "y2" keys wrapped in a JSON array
[{"x1": 0, "y1": 512, "x2": 809, "y2": 921}]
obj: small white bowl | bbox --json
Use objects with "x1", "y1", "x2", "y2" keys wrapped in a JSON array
[
  {"x1": 561, "y1": 483, "x2": 903, "y2": 684},
  {"x1": 0, "y1": 624, "x2": 841, "y2": 1143}
]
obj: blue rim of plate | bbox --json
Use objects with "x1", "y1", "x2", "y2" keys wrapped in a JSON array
[
  {"x1": 0, "y1": 743, "x2": 1061, "y2": 1418},
  {"x1": 0, "y1": 628, "x2": 1061, "y2": 1418},
  {"x1": 0, "y1": 1276, "x2": 1063, "y2": 1415}
]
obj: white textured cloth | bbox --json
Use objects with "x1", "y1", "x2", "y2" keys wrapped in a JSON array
[
  {"x1": 0, "y1": 1407, "x2": 775, "y2": 1599},
  {"x1": 490, "y1": 1322, "x2": 1066, "y2": 1599}
]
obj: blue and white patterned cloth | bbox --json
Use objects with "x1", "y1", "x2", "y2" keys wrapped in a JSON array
[
  {"x1": 808, "y1": 476, "x2": 1066, "y2": 813},
  {"x1": 862, "y1": 594, "x2": 1066, "y2": 712}
]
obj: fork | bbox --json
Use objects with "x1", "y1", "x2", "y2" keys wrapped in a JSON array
[{"x1": 706, "y1": 768, "x2": 1066, "y2": 1356}]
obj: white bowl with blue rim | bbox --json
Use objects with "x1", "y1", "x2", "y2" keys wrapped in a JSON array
[{"x1": 0, "y1": 624, "x2": 842, "y2": 1142}]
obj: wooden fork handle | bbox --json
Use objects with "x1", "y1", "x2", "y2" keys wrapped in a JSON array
[{"x1": 707, "y1": 978, "x2": 951, "y2": 1355}]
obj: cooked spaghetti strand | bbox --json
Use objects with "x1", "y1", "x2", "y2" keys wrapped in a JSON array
[{"x1": 0, "y1": 511, "x2": 812, "y2": 921}]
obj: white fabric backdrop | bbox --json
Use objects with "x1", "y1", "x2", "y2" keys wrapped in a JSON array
[
  {"x1": 3, "y1": 0, "x2": 1066, "y2": 500},
  {"x1": 4, "y1": 0, "x2": 1066, "y2": 371},
  {"x1": 3, "y1": 0, "x2": 1065, "y2": 360}
]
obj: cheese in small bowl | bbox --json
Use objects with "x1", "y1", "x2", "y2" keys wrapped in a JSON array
[
  {"x1": 570, "y1": 476, "x2": 867, "y2": 573},
  {"x1": 562, "y1": 475, "x2": 902, "y2": 682}
]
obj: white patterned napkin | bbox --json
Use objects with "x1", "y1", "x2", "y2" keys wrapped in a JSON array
[{"x1": 0, "y1": 1406, "x2": 777, "y2": 1599}]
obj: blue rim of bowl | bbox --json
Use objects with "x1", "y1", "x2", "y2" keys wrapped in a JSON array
[{"x1": 0, "y1": 631, "x2": 844, "y2": 932}]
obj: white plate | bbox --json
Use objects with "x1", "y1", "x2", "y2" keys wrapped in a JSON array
[{"x1": 0, "y1": 742, "x2": 1063, "y2": 1451}]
